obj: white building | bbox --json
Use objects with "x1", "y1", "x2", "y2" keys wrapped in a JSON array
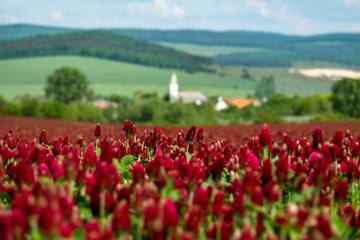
[
  {"x1": 214, "y1": 97, "x2": 229, "y2": 111},
  {"x1": 169, "y1": 73, "x2": 207, "y2": 105}
]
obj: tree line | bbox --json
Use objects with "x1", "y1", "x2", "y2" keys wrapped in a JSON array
[{"x1": 1, "y1": 67, "x2": 359, "y2": 125}]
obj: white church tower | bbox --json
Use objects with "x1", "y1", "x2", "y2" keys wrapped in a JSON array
[{"x1": 169, "y1": 73, "x2": 179, "y2": 102}]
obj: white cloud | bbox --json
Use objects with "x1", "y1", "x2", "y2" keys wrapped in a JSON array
[
  {"x1": 349, "y1": 22, "x2": 360, "y2": 31},
  {"x1": 238, "y1": 0, "x2": 313, "y2": 34},
  {"x1": 50, "y1": 10, "x2": 64, "y2": 20},
  {"x1": 341, "y1": 0, "x2": 360, "y2": 6},
  {"x1": 125, "y1": 0, "x2": 186, "y2": 19},
  {"x1": 4, "y1": 15, "x2": 18, "y2": 24},
  {"x1": 245, "y1": 0, "x2": 272, "y2": 17}
]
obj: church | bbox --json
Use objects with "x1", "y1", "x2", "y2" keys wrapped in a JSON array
[{"x1": 168, "y1": 73, "x2": 207, "y2": 105}]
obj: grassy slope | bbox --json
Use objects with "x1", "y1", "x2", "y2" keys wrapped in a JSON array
[
  {"x1": 0, "y1": 56, "x2": 333, "y2": 99},
  {"x1": 214, "y1": 66, "x2": 333, "y2": 96},
  {"x1": 156, "y1": 42, "x2": 263, "y2": 57},
  {"x1": 0, "y1": 56, "x2": 257, "y2": 99}
]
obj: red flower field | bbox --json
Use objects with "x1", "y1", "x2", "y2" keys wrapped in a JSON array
[{"x1": 1, "y1": 116, "x2": 360, "y2": 239}]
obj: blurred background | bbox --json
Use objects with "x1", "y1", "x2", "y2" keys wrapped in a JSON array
[{"x1": 0, "y1": 0, "x2": 360, "y2": 125}]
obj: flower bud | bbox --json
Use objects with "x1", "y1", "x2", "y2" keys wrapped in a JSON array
[{"x1": 94, "y1": 123, "x2": 101, "y2": 138}]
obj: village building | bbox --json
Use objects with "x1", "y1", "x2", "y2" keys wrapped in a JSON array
[
  {"x1": 93, "y1": 98, "x2": 117, "y2": 110},
  {"x1": 224, "y1": 98, "x2": 261, "y2": 109},
  {"x1": 169, "y1": 73, "x2": 207, "y2": 105},
  {"x1": 215, "y1": 97, "x2": 229, "y2": 111}
]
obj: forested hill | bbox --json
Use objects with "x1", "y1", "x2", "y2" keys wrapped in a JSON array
[
  {"x1": 0, "y1": 24, "x2": 77, "y2": 40},
  {"x1": 0, "y1": 30, "x2": 212, "y2": 72},
  {"x1": 1, "y1": 24, "x2": 360, "y2": 68},
  {"x1": 113, "y1": 29, "x2": 299, "y2": 48},
  {"x1": 115, "y1": 29, "x2": 360, "y2": 67}
]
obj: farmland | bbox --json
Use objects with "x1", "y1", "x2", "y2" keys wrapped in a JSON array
[
  {"x1": 0, "y1": 56, "x2": 257, "y2": 99},
  {"x1": 0, "y1": 56, "x2": 334, "y2": 99},
  {"x1": 1, "y1": 116, "x2": 360, "y2": 239}
]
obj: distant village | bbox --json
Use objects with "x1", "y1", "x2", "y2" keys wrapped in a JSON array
[{"x1": 94, "y1": 73, "x2": 260, "y2": 111}]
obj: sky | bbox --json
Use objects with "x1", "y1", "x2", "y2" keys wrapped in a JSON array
[{"x1": 1, "y1": 0, "x2": 360, "y2": 35}]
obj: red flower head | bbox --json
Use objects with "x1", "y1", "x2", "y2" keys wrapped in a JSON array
[
  {"x1": 312, "y1": 127, "x2": 324, "y2": 150},
  {"x1": 162, "y1": 198, "x2": 178, "y2": 229},
  {"x1": 185, "y1": 206, "x2": 201, "y2": 235},
  {"x1": 0, "y1": 213, "x2": 13, "y2": 240},
  {"x1": 331, "y1": 130, "x2": 344, "y2": 148},
  {"x1": 243, "y1": 170, "x2": 261, "y2": 193},
  {"x1": 84, "y1": 144, "x2": 97, "y2": 166},
  {"x1": 99, "y1": 139, "x2": 113, "y2": 163},
  {"x1": 237, "y1": 225, "x2": 255, "y2": 240},
  {"x1": 213, "y1": 190, "x2": 225, "y2": 216},
  {"x1": 143, "y1": 198, "x2": 159, "y2": 226},
  {"x1": 193, "y1": 186, "x2": 208, "y2": 212},
  {"x1": 85, "y1": 219, "x2": 102, "y2": 240},
  {"x1": 245, "y1": 151, "x2": 260, "y2": 171},
  {"x1": 259, "y1": 124, "x2": 272, "y2": 147},
  {"x1": 14, "y1": 161, "x2": 35, "y2": 185},
  {"x1": 112, "y1": 200, "x2": 131, "y2": 231},
  {"x1": 77, "y1": 136, "x2": 83, "y2": 148},
  {"x1": 131, "y1": 162, "x2": 145, "y2": 183},
  {"x1": 334, "y1": 179, "x2": 349, "y2": 201},
  {"x1": 315, "y1": 213, "x2": 333, "y2": 239},
  {"x1": 94, "y1": 123, "x2": 101, "y2": 139},
  {"x1": 123, "y1": 119, "x2": 137, "y2": 139},
  {"x1": 261, "y1": 158, "x2": 273, "y2": 184},
  {"x1": 39, "y1": 129, "x2": 47, "y2": 144},
  {"x1": 251, "y1": 186, "x2": 264, "y2": 206},
  {"x1": 186, "y1": 126, "x2": 197, "y2": 143},
  {"x1": 196, "y1": 128, "x2": 204, "y2": 143},
  {"x1": 276, "y1": 155, "x2": 289, "y2": 183}
]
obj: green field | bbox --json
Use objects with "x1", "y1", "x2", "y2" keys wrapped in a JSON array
[
  {"x1": 157, "y1": 42, "x2": 263, "y2": 57},
  {"x1": 0, "y1": 56, "x2": 257, "y2": 99},
  {"x1": 0, "y1": 56, "x2": 334, "y2": 99},
  {"x1": 213, "y1": 65, "x2": 334, "y2": 96}
]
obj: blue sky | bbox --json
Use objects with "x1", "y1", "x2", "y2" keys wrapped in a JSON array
[{"x1": 1, "y1": 0, "x2": 360, "y2": 35}]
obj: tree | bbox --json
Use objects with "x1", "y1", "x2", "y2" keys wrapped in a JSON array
[
  {"x1": 45, "y1": 67, "x2": 91, "y2": 104},
  {"x1": 20, "y1": 95, "x2": 39, "y2": 116},
  {"x1": 0, "y1": 95, "x2": 6, "y2": 114},
  {"x1": 255, "y1": 75, "x2": 275, "y2": 100},
  {"x1": 241, "y1": 68, "x2": 252, "y2": 80},
  {"x1": 331, "y1": 78, "x2": 360, "y2": 118}
]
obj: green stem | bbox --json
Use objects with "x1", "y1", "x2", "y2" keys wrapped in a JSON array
[
  {"x1": 100, "y1": 191, "x2": 106, "y2": 231},
  {"x1": 95, "y1": 138, "x2": 99, "y2": 156}
]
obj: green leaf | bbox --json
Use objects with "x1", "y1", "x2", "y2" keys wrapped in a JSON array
[
  {"x1": 161, "y1": 179, "x2": 181, "y2": 202},
  {"x1": 121, "y1": 171, "x2": 132, "y2": 180},
  {"x1": 0, "y1": 192, "x2": 11, "y2": 206},
  {"x1": 331, "y1": 203, "x2": 347, "y2": 236},
  {"x1": 169, "y1": 190, "x2": 181, "y2": 202},
  {"x1": 121, "y1": 155, "x2": 136, "y2": 166},
  {"x1": 28, "y1": 226, "x2": 42, "y2": 240},
  {"x1": 141, "y1": 159, "x2": 149, "y2": 165},
  {"x1": 114, "y1": 155, "x2": 136, "y2": 184},
  {"x1": 80, "y1": 207, "x2": 92, "y2": 221},
  {"x1": 73, "y1": 229, "x2": 85, "y2": 240},
  {"x1": 221, "y1": 169, "x2": 231, "y2": 183}
]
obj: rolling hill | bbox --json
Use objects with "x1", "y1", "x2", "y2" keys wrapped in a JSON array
[
  {"x1": 0, "y1": 30, "x2": 212, "y2": 72},
  {"x1": 121, "y1": 29, "x2": 360, "y2": 67},
  {"x1": 0, "y1": 24, "x2": 76, "y2": 40},
  {"x1": 1, "y1": 24, "x2": 360, "y2": 68}
]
